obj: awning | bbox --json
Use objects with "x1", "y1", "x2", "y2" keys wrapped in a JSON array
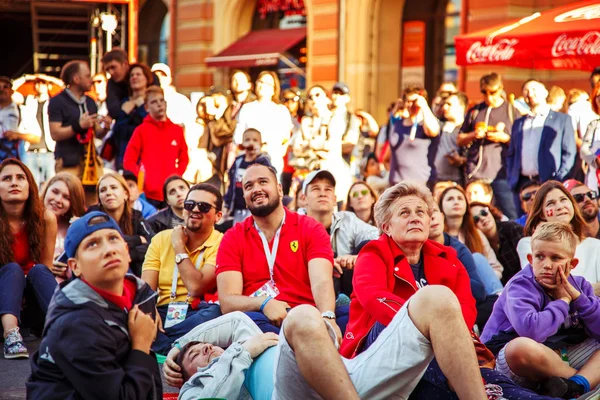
[
  {"x1": 455, "y1": 0, "x2": 600, "y2": 70},
  {"x1": 205, "y1": 27, "x2": 306, "y2": 69}
]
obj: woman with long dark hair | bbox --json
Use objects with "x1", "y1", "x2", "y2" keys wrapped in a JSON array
[
  {"x1": 439, "y1": 185, "x2": 504, "y2": 295},
  {"x1": 470, "y1": 201, "x2": 524, "y2": 285},
  {"x1": 112, "y1": 63, "x2": 153, "y2": 170},
  {"x1": 88, "y1": 172, "x2": 154, "y2": 276},
  {"x1": 517, "y1": 180, "x2": 600, "y2": 291},
  {"x1": 0, "y1": 159, "x2": 57, "y2": 358}
]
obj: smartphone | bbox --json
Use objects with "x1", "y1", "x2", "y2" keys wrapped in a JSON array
[{"x1": 55, "y1": 251, "x2": 68, "y2": 264}]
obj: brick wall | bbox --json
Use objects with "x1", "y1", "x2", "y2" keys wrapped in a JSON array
[{"x1": 173, "y1": 0, "x2": 214, "y2": 94}]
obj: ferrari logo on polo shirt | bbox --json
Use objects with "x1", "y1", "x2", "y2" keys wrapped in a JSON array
[{"x1": 290, "y1": 240, "x2": 299, "y2": 252}]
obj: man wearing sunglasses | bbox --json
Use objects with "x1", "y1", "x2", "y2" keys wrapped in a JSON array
[
  {"x1": 458, "y1": 72, "x2": 520, "y2": 220},
  {"x1": 142, "y1": 183, "x2": 224, "y2": 354},
  {"x1": 565, "y1": 179, "x2": 600, "y2": 239},
  {"x1": 514, "y1": 180, "x2": 541, "y2": 227}
]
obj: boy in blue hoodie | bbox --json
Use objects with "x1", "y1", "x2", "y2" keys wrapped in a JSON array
[
  {"x1": 481, "y1": 222, "x2": 600, "y2": 399},
  {"x1": 27, "y1": 211, "x2": 162, "y2": 399}
]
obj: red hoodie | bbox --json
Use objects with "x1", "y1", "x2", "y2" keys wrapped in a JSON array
[
  {"x1": 339, "y1": 235, "x2": 476, "y2": 358},
  {"x1": 123, "y1": 115, "x2": 189, "y2": 202}
]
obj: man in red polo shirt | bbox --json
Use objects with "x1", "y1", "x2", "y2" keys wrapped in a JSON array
[{"x1": 216, "y1": 164, "x2": 345, "y2": 337}]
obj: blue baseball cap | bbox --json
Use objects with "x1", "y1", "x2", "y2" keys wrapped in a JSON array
[{"x1": 64, "y1": 211, "x2": 123, "y2": 258}]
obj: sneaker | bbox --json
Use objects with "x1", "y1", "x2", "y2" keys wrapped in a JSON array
[
  {"x1": 3, "y1": 327, "x2": 29, "y2": 359},
  {"x1": 540, "y1": 376, "x2": 585, "y2": 399}
]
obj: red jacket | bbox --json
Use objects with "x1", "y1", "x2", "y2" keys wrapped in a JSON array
[
  {"x1": 123, "y1": 115, "x2": 189, "y2": 202},
  {"x1": 340, "y1": 235, "x2": 477, "y2": 358}
]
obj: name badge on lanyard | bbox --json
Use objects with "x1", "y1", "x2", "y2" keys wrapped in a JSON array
[
  {"x1": 164, "y1": 250, "x2": 205, "y2": 328},
  {"x1": 250, "y1": 214, "x2": 285, "y2": 298}
]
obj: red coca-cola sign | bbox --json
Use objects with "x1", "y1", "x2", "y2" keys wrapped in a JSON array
[
  {"x1": 552, "y1": 31, "x2": 600, "y2": 57},
  {"x1": 455, "y1": 0, "x2": 600, "y2": 70},
  {"x1": 466, "y1": 39, "x2": 519, "y2": 64}
]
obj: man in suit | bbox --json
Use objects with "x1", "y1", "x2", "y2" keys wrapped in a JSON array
[{"x1": 507, "y1": 79, "x2": 576, "y2": 212}]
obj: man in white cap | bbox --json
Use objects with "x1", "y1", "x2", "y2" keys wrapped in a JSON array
[{"x1": 151, "y1": 63, "x2": 195, "y2": 129}]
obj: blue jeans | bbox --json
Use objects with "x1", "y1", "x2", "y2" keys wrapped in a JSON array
[
  {"x1": 409, "y1": 360, "x2": 560, "y2": 400},
  {"x1": 0, "y1": 263, "x2": 57, "y2": 320},
  {"x1": 153, "y1": 302, "x2": 222, "y2": 355},
  {"x1": 472, "y1": 253, "x2": 503, "y2": 296},
  {"x1": 491, "y1": 178, "x2": 518, "y2": 220},
  {"x1": 246, "y1": 305, "x2": 350, "y2": 335},
  {"x1": 22, "y1": 151, "x2": 55, "y2": 188}
]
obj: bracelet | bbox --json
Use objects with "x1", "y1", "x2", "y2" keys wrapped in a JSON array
[
  {"x1": 260, "y1": 296, "x2": 273, "y2": 312},
  {"x1": 173, "y1": 342, "x2": 182, "y2": 350}
]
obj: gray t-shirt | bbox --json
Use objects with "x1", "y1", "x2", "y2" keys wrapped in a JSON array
[
  {"x1": 435, "y1": 122, "x2": 462, "y2": 182},
  {"x1": 461, "y1": 101, "x2": 516, "y2": 180}
]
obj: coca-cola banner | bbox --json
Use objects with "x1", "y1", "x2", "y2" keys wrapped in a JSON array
[{"x1": 455, "y1": 0, "x2": 600, "y2": 70}]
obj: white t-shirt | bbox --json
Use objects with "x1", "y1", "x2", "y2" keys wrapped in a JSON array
[{"x1": 233, "y1": 100, "x2": 293, "y2": 176}]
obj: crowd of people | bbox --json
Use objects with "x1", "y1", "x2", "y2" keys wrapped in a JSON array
[{"x1": 1, "y1": 48, "x2": 600, "y2": 399}]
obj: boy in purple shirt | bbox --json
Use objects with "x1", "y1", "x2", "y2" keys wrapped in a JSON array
[{"x1": 481, "y1": 222, "x2": 600, "y2": 398}]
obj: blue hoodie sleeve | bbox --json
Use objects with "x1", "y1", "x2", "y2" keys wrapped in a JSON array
[
  {"x1": 571, "y1": 278, "x2": 600, "y2": 341},
  {"x1": 504, "y1": 277, "x2": 570, "y2": 342}
]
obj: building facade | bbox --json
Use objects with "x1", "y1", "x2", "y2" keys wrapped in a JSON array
[{"x1": 149, "y1": 0, "x2": 591, "y2": 122}]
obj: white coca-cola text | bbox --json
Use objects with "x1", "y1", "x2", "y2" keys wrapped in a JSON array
[
  {"x1": 466, "y1": 39, "x2": 518, "y2": 63},
  {"x1": 552, "y1": 32, "x2": 600, "y2": 57}
]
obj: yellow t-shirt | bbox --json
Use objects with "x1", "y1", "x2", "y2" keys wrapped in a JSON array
[{"x1": 142, "y1": 228, "x2": 223, "y2": 306}]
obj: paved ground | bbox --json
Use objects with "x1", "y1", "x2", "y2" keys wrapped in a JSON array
[{"x1": 0, "y1": 338, "x2": 178, "y2": 400}]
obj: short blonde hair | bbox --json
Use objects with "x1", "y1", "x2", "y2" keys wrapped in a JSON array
[
  {"x1": 374, "y1": 181, "x2": 435, "y2": 233},
  {"x1": 531, "y1": 222, "x2": 579, "y2": 257},
  {"x1": 144, "y1": 85, "x2": 164, "y2": 104}
]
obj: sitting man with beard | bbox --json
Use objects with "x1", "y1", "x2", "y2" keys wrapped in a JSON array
[
  {"x1": 215, "y1": 164, "x2": 348, "y2": 335},
  {"x1": 141, "y1": 183, "x2": 223, "y2": 354}
]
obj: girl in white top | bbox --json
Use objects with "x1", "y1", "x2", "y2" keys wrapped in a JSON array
[
  {"x1": 516, "y1": 180, "x2": 600, "y2": 289},
  {"x1": 233, "y1": 71, "x2": 293, "y2": 178}
]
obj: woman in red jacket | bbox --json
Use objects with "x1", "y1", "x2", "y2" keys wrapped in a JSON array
[{"x1": 340, "y1": 181, "x2": 486, "y2": 399}]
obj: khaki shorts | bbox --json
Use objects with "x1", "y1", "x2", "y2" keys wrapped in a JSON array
[{"x1": 272, "y1": 302, "x2": 433, "y2": 400}]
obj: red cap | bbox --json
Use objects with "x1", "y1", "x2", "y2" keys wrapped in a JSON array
[{"x1": 563, "y1": 179, "x2": 584, "y2": 192}]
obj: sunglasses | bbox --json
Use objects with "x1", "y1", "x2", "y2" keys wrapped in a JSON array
[
  {"x1": 572, "y1": 191, "x2": 599, "y2": 203},
  {"x1": 473, "y1": 208, "x2": 489, "y2": 224},
  {"x1": 283, "y1": 96, "x2": 299, "y2": 103},
  {"x1": 351, "y1": 189, "x2": 370, "y2": 198},
  {"x1": 183, "y1": 200, "x2": 216, "y2": 213},
  {"x1": 521, "y1": 190, "x2": 538, "y2": 202}
]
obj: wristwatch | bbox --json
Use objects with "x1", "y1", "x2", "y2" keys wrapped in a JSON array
[
  {"x1": 321, "y1": 311, "x2": 336, "y2": 320},
  {"x1": 175, "y1": 253, "x2": 189, "y2": 264}
]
